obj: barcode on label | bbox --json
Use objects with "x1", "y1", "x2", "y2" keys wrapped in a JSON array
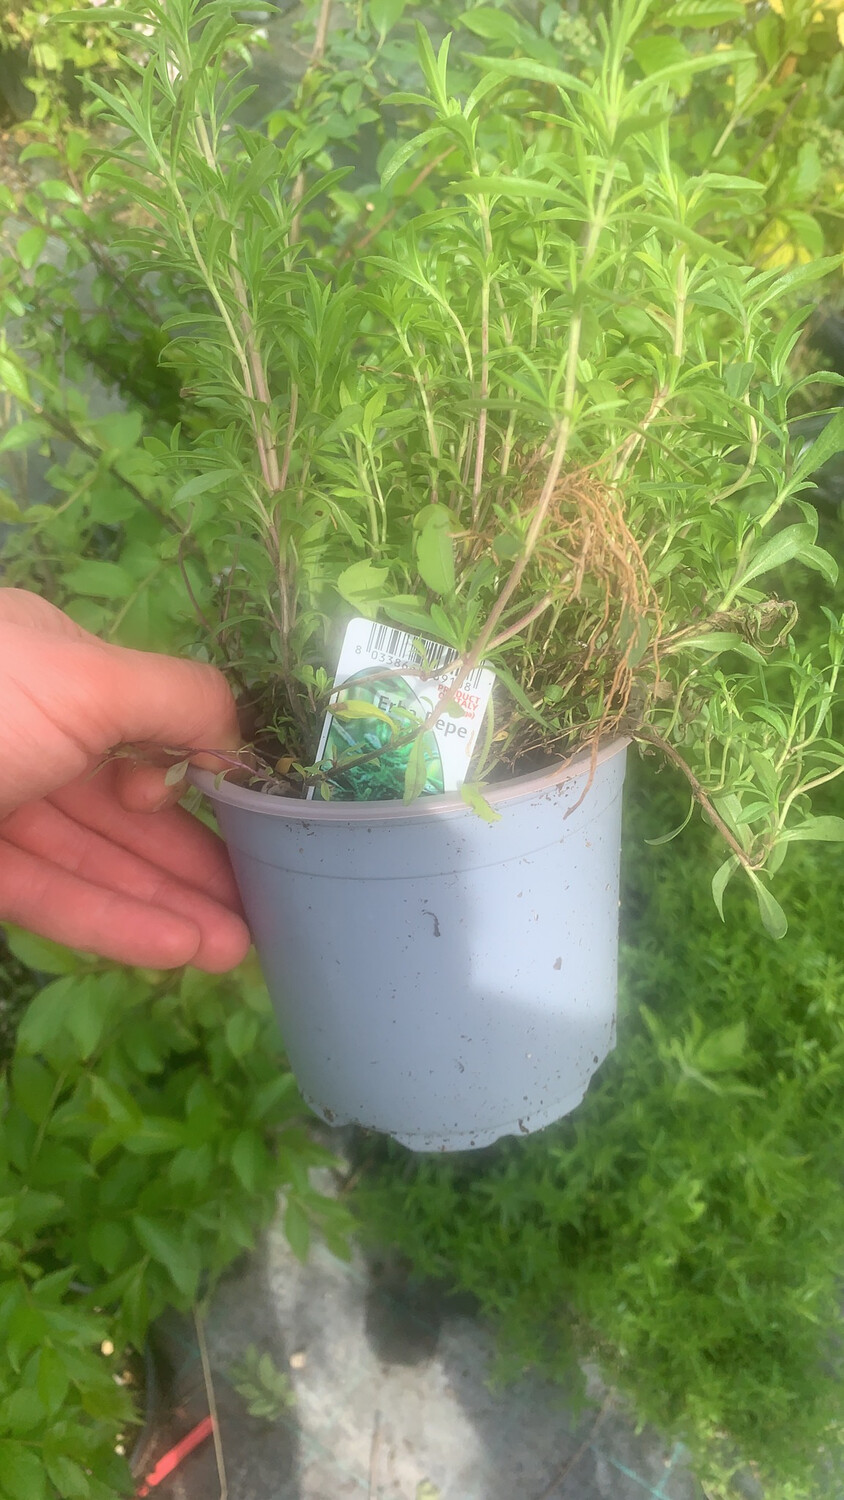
[{"x1": 366, "y1": 623, "x2": 485, "y2": 690}]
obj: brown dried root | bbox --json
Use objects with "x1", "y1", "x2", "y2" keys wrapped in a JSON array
[{"x1": 513, "y1": 466, "x2": 663, "y2": 804}]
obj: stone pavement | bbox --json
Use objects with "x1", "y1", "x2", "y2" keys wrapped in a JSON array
[{"x1": 140, "y1": 1205, "x2": 704, "y2": 1500}]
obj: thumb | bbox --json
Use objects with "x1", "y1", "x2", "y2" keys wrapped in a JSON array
[{"x1": 114, "y1": 758, "x2": 191, "y2": 814}]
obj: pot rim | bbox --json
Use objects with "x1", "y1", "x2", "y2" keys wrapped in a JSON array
[{"x1": 190, "y1": 735, "x2": 629, "y2": 824}]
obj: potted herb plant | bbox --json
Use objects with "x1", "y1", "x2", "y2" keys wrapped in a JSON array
[{"x1": 75, "y1": 0, "x2": 843, "y2": 1150}]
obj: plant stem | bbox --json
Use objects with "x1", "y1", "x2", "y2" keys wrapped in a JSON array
[
  {"x1": 194, "y1": 1307, "x2": 227, "y2": 1500},
  {"x1": 34, "y1": 405, "x2": 191, "y2": 541},
  {"x1": 634, "y1": 726, "x2": 763, "y2": 870},
  {"x1": 188, "y1": 114, "x2": 308, "y2": 727},
  {"x1": 279, "y1": 385, "x2": 299, "y2": 493},
  {"x1": 471, "y1": 194, "x2": 493, "y2": 528},
  {"x1": 743, "y1": 81, "x2": 807, "y2": 177},
  {"x1": 441, "y1": 161, "x2": 618, "y2": 707},
  {"x1": 347, "y1": 147, "x2": 455, "y2": 257},
  {"x1": 193, "y1": 117, "x2": 281, "y2": 494},
  {"x1": 711, "y1": 60, "x2": 780, "y2": 160},
  {"x1": 776, "y1": 760, "x2": 844, "y2": 828},
  {"x1": 290, "y1": 0, "x2": 334, "y2": 241},
  {"x1": 487, "y1": 594, "x2": 554, "y2": 653}
]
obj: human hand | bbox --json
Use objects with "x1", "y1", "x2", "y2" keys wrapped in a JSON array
[{"x1": 0, "y1": 588, "x2": 250, "y2": 971}]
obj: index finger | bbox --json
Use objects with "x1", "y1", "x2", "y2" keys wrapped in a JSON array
[
  {"x1": 16, "y1": 631, "x2": 243, "y2": 767},
  {"x1": 98, "y1": 641, "x2": 242, "y2": 757}
]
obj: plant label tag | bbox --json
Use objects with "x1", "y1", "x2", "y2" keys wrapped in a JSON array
[{"x1": 309, "y1": 617, "x2": 496, "y2": 801}]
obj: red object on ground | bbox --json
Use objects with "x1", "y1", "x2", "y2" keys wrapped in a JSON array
[{"x1": 135, "y1": 1414, "x2": 215, "y2": 1496}]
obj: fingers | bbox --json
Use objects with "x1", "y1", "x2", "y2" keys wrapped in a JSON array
[
  {"x1": 0, "y1": 838, "x2": 207, "y2": 970},
  {"x1": 1, "y1": 799, "x2": 250, "y2": 972},
  {"x1": 113, "y1": 758, "x2": 184, "y2": 815},
  {"x1": 1, "y1": 620, "x2": 241, "y2": 811},
  {"x1": 100, "y1": 641, "x2": 241, "y2": 758},
  {"x1": 0, "y1": 587, "x2": 94, "y2": 639},
  {"x1": 50, "y1": 763, "x2": 243, "y2": 912}
]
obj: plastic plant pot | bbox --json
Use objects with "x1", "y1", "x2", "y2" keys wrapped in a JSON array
[{"x1": 192, "y1": 738, "x2": 628, "y2": 1152}]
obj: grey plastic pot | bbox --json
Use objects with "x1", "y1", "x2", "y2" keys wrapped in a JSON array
[{"x1": 192, "y1": 737, "x2": 627, "y2": 1152}]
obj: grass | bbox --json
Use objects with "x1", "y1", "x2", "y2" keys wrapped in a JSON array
[{"x1": 353, "y1": 754, "x2": 844, "y2": 1499}]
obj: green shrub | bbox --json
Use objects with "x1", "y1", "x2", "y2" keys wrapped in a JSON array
[
  {"x1": 354, "y1": 759, "x2": 844, "y2": 1499},
  {"x1": 3, "y1": 0, "x2": 844, "y2": 932},
  {"x1": 0, "y1": 0, "x2": 130, "y2": 129},
  {"x1": 0, "y1": 936, "x2": 350, "y2": 1499},
  {"x1": 2, "y1": 7, "x2": 844, "y2": 1497}
]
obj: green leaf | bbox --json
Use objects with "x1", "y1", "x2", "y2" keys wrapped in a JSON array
[
  {"x1": 381, "y1": 128, "x2": 442, "y2": 189},
  {"x1": 0, "y1": 490, "x2": 24, "y2": 522},
  {"x1": 18, "y1": 143, "x2": 58, "y2": 163},
  {"x1": 164, "y1": 759, "x2": 190, "y2": 787},
  {"x1": 16, "y1": 226, "x2": 47, "y2": 271},
  {"x1": 749, "y1": 876, "x2": 788, "y2": 940},
  {"x1": 0, "y1": 419, "x2": 46, "y2": 454},
  {"x1": 632, "y1": 37, "x2": 691, "y2": 75},
  {"x1": 781, "y1": 816, "x2": 844, "y2": 844},
  {"x1": 329, "y1": 698, "x2": 398, "y2": 728},
  {"x1": 38, "y1": 179, "x2": 78, "y2": 203},
  {"x1": 667, "y1": 630, "x2": 765, "y2": 663},
  {"x1": 369, "y1": 0, "x2": 408, "y2": 36},
  {"x1": 132, "y1": 1215, "x2": 200, "y2": 1300},
  {"x1": 459, "y1": 7, "x2": 523, "y2": 43},
  {"x1": 459, "y1": 782, "x2": 500, "y2": 823},
  {"x1": 0, "y1": 1386, "x2": 45, "y2": 1434},
  {"x1": 225, "y1": 1009, "x2": 260, "y2": 1058},
  {"x1": 750, "y1": 256, "x2": 842, "y2": 314},
  {"x1": 88, "y1": 410, "x2": 143, "y2": 451},
  {"x1": 383, "y1": 597, "x2": 435, "y2": 632},
  {"x1": 231, "y1": 1130, "x2": 265, "y2": 1193},
  {"x1": 612, "y1": 109, "x2": 673, "y2": 149},
  {"x1": 416, "y1": 508, "x2": 456, "y2": 596},
  {"x1": 64, "y1": 981, "x2": 115, "y2": 1060},
  {"x1": 662, "y1": 0, "x2": 744, "y2": 24},
  {"x1": 168, "y1": 1143, "x2": 214, "y2": 1188},
  {"x1": 124, "y1": 1118, "x2": 187, "y2": 1155},
  {"x1": 37, "y1": 1346, "x2": 71, "y2": 1416},
  {"x1": 43, "y1": 1456, "x2": 90, "y2": 1499},
  {"x1": 646, "y1": 796, "x2": 695, "y2": 846},
  {"x1": 800, "y1": 544, "x2": 839, "y2": 587},
  {"x1": 284, "y1": 1199, "x2": 310, "y2": 1262},
  {"x1": 63, "y1": 560, "x2": 135, "y2": 601},
  {"x1": 711, "y1": 855, "x2": 739, "y2": 920},
  {"x1": 173, "y1": 469, "x2": 239, "y2": 503},
  {"x1": 734, "y1": 524, "x2": 818, "y2": 591},
  {"x1": 336, "y1": 559, "x2": 389, "y2": 610},
  {"x1": 8, "y1": 1192, "x2": 63, "y2": 1237},
  {"x1": 723, "y1": 362, "x2": 756, "y2": 400},
  {"x1": 403, "y1": 735, "x2": 429, "y2": 804},
  {"x1": 3, "y1": 928, "x2": 80, "y2": 975},
  {"x1": 0, "y1": 1441, "x2": 48, "y2": 1500},
  {"x1": 87, "y1": 1220, "x2": 130, "y2": 1275},
  {"x1": 446, "y1": 175, "x2": 578, "y2": 209},
  {"x1": 494, "y1": 664, "x2": 550, "y2": 726},
  {"x1": 794, "y1": 407, "x2": 844, "y2": 481},
  {"x1": 696, "y1": 1020, "x2": 747, "y2": 1073},
  {"x1": 0, "y1": 354, "x2": 30, "y2": 403},
  {"x1": 785, "y1": 210, "x2": 824, "y2": 260},
  {"x1": 12, "y1": 1057, "x2": 56, "y2": 1124},
  {"x1": 795, "y1": 141, "x2": 823, "y2": 198}
]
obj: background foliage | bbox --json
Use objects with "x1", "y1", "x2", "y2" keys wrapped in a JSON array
[
  {"x1": 356, "y1": 748, "x2": 844, "y2": 1500},
  {"x1": 0, "y1": 933, "x2": 350, "y2": 1500},
  {"x1": 1, "y1": 4, "x2": 844, "y2": 1499},
  {"x1": 3, "y1": 0, "x2": 844, "y2": 933}
]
